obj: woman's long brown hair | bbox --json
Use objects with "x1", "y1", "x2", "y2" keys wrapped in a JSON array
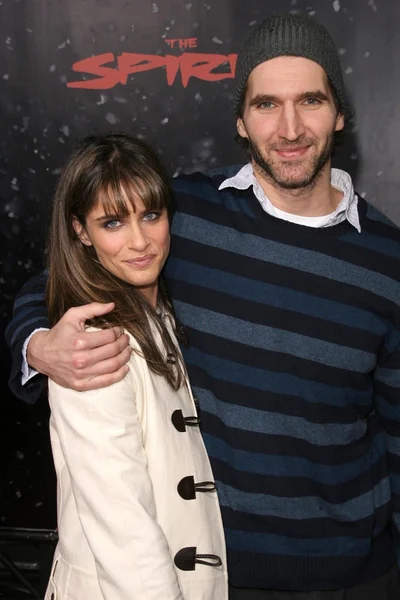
[{"x1": 46, "y1": 133, "x2": 185, "y2": 390}]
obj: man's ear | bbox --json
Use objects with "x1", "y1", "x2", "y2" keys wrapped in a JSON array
[
  {"x1": 237, "y1": 117, "x2": 248, "y2": 140},
  {"x1": 72, "y1": 217, "x2": 92, "y2": 247},
  {"x1": 335, "y1": 112, "x2": 345, "y2": 133}
]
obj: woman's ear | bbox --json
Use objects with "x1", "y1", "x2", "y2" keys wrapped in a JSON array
[{"x1": 72, "y1": 217, "x2": 92, "y2": 247}]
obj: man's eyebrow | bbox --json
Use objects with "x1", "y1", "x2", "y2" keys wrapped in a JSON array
[
  {"x1": 299, "y1": 90, "x2": 329, "y2": 101},
  {"x1": 248, "y1": 90, "x2": 330, "y2": 107},
  {"x1": 248, "y1": 94, "x2": 279, "y2": 107}
]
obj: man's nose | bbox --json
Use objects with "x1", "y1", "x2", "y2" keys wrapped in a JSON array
[{"x1": 277, "y1": 104, "x2": 305, "y2": 141}]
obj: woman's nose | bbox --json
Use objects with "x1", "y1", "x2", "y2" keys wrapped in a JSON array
[{"x1": 128, "y1": 223, "x2": 150, "y2": 252}]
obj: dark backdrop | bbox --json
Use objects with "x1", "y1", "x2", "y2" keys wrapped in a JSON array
[{"x1": 1, "y1": 0, "x2": 399, "y2": 527}]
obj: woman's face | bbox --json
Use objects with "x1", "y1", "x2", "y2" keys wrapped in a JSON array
[{"x1": 73, "y1": 191, "x2": 170, "y2": 307}]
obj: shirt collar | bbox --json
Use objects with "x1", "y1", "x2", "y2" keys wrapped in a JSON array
[{"x1": 218, "y1": 163, "x2": 361, "y2": 232}]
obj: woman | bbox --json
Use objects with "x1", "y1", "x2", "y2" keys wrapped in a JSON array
[{"x1": 44, "y1": 133, "x2": 227, "y2": 600}]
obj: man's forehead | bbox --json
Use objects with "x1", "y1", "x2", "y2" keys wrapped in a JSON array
[
  {"x1": 245, "y1": 56, "x2": 331, "y2": 96},
  {"x1": 248, "y1": 56, "x2": 328, "y2": 83}
]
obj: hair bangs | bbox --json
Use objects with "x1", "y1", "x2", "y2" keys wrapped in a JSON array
[{"x1": 95, "y1": 160, "x2": 168, "y2": 219}]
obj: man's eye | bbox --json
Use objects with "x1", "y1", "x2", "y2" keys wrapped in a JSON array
[
  {"x1": 304, "y1": 98, "x2": 320, "y2": 106},
  {"x1": 259, "y1": 101, "x2": 275, "y2": 109},
  {"x1": 143, "y1": 211, "x2": 160, "y2": 221}
]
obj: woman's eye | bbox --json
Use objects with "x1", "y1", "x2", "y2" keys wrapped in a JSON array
[
  {"x1": 143, "y1": 211, "x2": 160, "y2": 222},
  {"x1": 104, "y1": 219, "x2": 121, "y2": 229}
]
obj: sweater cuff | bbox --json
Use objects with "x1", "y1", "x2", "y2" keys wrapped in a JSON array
[{"x1": 22, "y1": 328, "x2": 49, "y2": 385}]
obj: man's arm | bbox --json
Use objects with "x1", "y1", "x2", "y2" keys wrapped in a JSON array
[
  {"x1": 374, "y1": 331, "x2": 400, "y2": 568},
  {"x1": 5, "y1": 272, "x2": 50, "y2": 402},
  {"x1": 5, "y1": 272, "x2": 131, "y2": 404}
]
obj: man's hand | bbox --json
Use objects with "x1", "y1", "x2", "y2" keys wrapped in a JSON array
[{"x1": 27, "y1": 302, "x2": 131, "y2": 391}]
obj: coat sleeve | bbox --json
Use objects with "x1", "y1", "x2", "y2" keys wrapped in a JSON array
[
  {"x1": 5, "y1": 271, "x2": 49, "y2": 403},
  {"x1": 48, "y1": 363, "x2": 184, "y2": 600}
]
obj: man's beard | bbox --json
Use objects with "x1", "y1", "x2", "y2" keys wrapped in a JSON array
[{"x1": 248, "y1": 133, "x2": 335, "y2": 191}]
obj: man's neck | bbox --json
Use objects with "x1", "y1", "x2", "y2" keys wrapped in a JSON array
[{"x1": 252, "y1": 161, "x2": 344, "y2": 217}]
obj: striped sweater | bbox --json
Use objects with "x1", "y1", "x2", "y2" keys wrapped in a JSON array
[{"x1": 6, "y1": 169, "x2": 400, "y2": 591}]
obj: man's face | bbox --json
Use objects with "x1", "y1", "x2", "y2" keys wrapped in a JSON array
[{"x1": 237, "y1": 56, "x2": 345, "y2": 191}]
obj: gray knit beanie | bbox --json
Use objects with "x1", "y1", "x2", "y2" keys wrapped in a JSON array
[{"x1": 234, "y1": 14, "x2": 353, "y2": 122}]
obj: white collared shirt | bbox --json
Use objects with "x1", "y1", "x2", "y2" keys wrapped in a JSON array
[{"x1": 218, "y1": 163, "x2": 361, "y2": 232}]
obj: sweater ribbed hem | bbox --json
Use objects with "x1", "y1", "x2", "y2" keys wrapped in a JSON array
[{"x1": 227, "y1": 529, "x2": 395, "y2": 591}]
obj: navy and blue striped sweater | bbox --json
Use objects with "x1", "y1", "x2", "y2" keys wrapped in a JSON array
[{"x1": 6, "y1": 169, "x2": 400, "y2": 591}]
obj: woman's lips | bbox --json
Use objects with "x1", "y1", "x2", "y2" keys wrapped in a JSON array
[{"x1": 124, "y1": 255, "x2": 155, "y2": 268}]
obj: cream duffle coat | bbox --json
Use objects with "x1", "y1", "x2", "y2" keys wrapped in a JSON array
[{"x1": 45, "y1": 324, "x2": 227, "y2": 600}]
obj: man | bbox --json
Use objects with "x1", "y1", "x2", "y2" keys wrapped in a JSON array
[{"x1": 6, "y1": 13, "x2": 400, "y2": 599}]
